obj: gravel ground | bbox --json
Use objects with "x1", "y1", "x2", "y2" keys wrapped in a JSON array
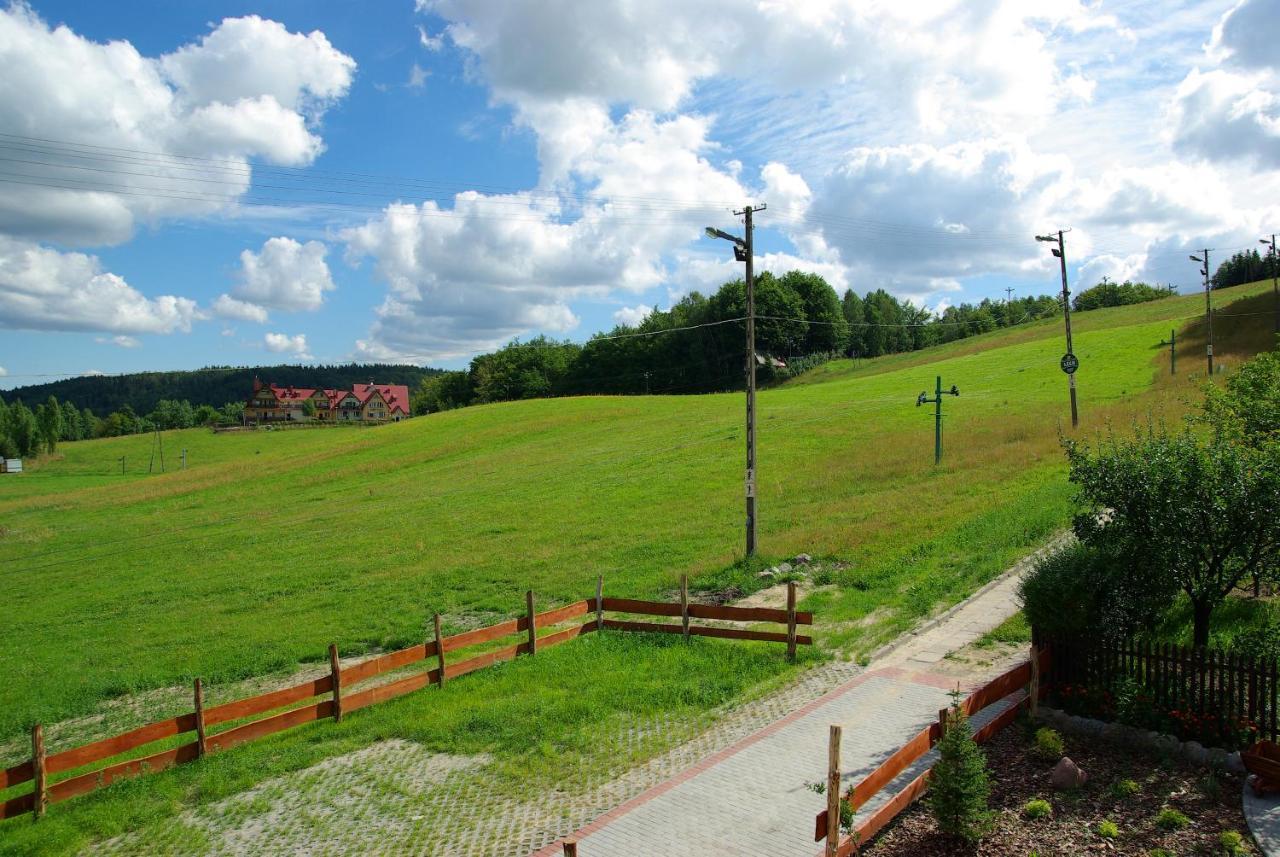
[{"x1": 865, "y1": 720, "x2": 1258, "y2": 856}]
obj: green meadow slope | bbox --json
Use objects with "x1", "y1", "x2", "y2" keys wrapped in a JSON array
[
  {"x1": 0, "y1": 280, "x2": 1276, "y2": 853},
  {"x1": 1, "y1": 280, "x2": 1274, "y2": 735}
]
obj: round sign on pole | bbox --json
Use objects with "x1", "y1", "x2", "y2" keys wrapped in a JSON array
[{"x1": 1060, "y1": 353, "x2": 1079, "y2": 375}]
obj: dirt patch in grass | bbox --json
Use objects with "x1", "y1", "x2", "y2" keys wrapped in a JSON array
[{"x1": 865, "y1": 720, "x2": 1257, "y2": 856}]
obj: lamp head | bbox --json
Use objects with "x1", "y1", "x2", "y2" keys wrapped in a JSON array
[
  {"x1": 949, "y1": 385, "x2": 959, "y2": 396},
  {"x1": 1035, "y1": 235, "x2": 1055, "y2": 242},
  {"x1": 916, "y1": 392, "x2": 927, "y2": 407},
  {"x1": 1189, "y1": 254, "x2": 1203, "y2": 263}
]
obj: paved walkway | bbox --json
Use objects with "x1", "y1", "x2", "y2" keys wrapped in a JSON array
[
  {"x1": 1244, "y1": 784, "x2": 1280, "y2": 856},
  {"x1": 534, "y1": 534, "x2": 1067, "y2": 856}
]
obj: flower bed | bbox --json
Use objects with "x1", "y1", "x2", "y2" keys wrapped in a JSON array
[
  {"x1": 1051, "y1": 679, "x2": 1261, "y2": 750},
  {"x1": 863, "y1": 718, "x2": 1257, "y2": 855}
]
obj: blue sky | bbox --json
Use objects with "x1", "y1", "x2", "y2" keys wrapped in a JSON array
[{"x1": 1, "y1": 0, "x2": 1277, "y2": 387}]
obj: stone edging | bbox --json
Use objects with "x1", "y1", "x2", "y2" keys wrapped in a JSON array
[{"x1": 1034, "y1": 706, "x2": 1248, "y2": 775}]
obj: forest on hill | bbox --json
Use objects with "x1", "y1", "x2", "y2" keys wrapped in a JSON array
[{"x1": 2, "y1": 363, "x2": 439, "y2": 415}]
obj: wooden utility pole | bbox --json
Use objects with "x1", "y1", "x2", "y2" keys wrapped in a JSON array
[
  {"x1": 706, "y1": 204, "x2": 766, "y2": 558},
  {"x1": 1037, "y1": 231, "x2": 1078, "y2": 427},
  {"x1": 1264, "y1": 234, "x2": 1278, "y2": 334},
  {"x1": 1191, "y1": 249, "x2": 1213, "y2": 376},
  {"x1": 740, "y1": 203, "x2": 765, "y2": 558}
]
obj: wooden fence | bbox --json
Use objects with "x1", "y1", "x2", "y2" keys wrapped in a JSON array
[
  {"x1": 0, "y1": 579, "x2": 811, "y2": 821},
  {"x1": 1037, "y1": 633, "x2": 1280, "y2": 744},
  {"x1": 813, "y1": 649, "x2": 1048, "y2": 855}
]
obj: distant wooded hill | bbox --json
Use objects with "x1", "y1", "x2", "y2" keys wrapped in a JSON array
[{"x1": 2, "y1": 364, "x2": 441, "y2": 414}]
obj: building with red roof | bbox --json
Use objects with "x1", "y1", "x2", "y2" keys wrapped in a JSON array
[{"x1": 245, "y1": 378, "x2": 411, "y2": 424}]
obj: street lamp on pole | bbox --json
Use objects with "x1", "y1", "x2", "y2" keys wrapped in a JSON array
[
  {"x1": 1036, "y1": 230, "x2": 1079, "y2": 428},
  {"x1": 1190, "y1": 251, "x2": 1213, "y2": 376},
  {"x1": 1261, "y1": 236, "x2": 1279, "y2": 334},
  {"x1": 706, "y1": 203, "x2": 766, "y2": 557}
]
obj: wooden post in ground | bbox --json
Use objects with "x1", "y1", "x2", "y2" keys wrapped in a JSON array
[
  {"x1": 328, "y1": 643, "x2": 343, "y2": 723},
  {"x1": 194, "y1": 678, "x2": 207, "y2": 758},
  {"x1": 680, "y1": 574, "x2": 690, "y2": 640},
  {"x1": 32, "y1": 724, "x2": 46, "y2": 819},
  {"x1": 596, "y1": 576, "x2": 604, "y2": 631},
  {"x1": 826, "y1": 724, "x2": 842, "y2": 857},
  {"x1": 937, "y1": 707, "x2": 950, "y2": 742},
  {"x1": 526, "y1": 590, "x2": 537, "y2": 655},
  {"x1": 786, "y1": 582, "x2": 798, "y2": 663},
  {"x1": 562, "y1": 840, "x2": 578, "y2": 857},
  {"x1": 434, "y1": 613, "x2": 447, "y2": 687},
  {"x1": 1028, "y1": 644, "x2": 1040, "y2": 718}
]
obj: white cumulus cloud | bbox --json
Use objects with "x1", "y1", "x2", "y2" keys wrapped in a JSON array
[
  {"x1": 232, "y1": 237, "x2": 335, "y2": 313},
  {"x1": 0, "y1": 237, "x2": 200, "y2": 334},
  {"x1": 264, "y1": 332, "x2": 312, "y2": 359}
]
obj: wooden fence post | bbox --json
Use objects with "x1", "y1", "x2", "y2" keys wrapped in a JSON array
[
  {"x1": 526, "y1": 590, "x2": 537, "y2": 655},
  {"x1": 938, "y1": 707, "x2": 950, "y2": 742},
  {"x1": 563, "y1": 840, "x2": 578, "y2": 857},
  {"x1": 681, "y1": 574, "x2": 690, "y2": 640},
  {"x1": 1028, "y1": 644, "x2": 1040, "y2": 718},
  {"x1": 194, "y1": 678, "x2": 207, "y2": 758},
  {"x1": 826, "y1": 724, "x2": 842, "y2": 857},
  {"x1": 434, "y1": 613, "x2": 447, "y2": 687},
  {"x1": 328, "y1": 643, "x2": 343, "y2": 723},
  {"x1": 32, "y1": 723, "x2": 46, "y2": 819},
  {"x1": 596, "y1": 575, "x2": 604, "y2": 632},
  {"x1": 786, "y1": 582, "x2": 798, "y2": 663}
]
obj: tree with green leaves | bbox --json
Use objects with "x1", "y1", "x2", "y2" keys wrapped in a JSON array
[
  {"x1": 1202, "y1": 349, "x2": 1280, "y2": 446},
  {"x1": 841, "y1": 289, "x2": 866, "y2": 356},
  {"x1": 35, "y1": 395, "x2": 62, "y2": 454},
  {"x1": 300, "y1": 398, "x2": 317, "y2": 418},
  {"x1": 781, "y1": 271, "x2": 848, "y2": 354},
  {"x1": 928, "y1": 690, "x2": 993, "y2": 844},
  {"x1": 80, "y1": 407, "x2": 99, "y2": 439},
  {"x1": 1067, "y1": 421, "x2": 1280, "y2": 648},
  {"x1": 59, "y1": 399, "x2": 81, "y2": 441},
  {"x1": 5, "y1": 401, "x2": 37, "y2": 456}
]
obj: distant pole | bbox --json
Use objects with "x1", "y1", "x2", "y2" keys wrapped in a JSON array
[
  {"x1": 825, "y1": 725, "x2": 842, "y2": 857},
  {"x1": 1264, "y1": 235, "x2": 1279, "y2": 334},
  {"x1": 1056, "y1": 231, "x2": 1079, "y2": 428},
  {"x1": 916, "y1": 376, "x2": 960, "y2": 464},
  {"x1": 1004, "y1": 286, "x2": 1014, "y2": 304},
  {"x1": 182, "y1": 448, "x2": 187, "y2": 470},
  {"x1": 1169, "y1": 330, "x2": 1176, "y2": 375},
  {"x1": 1036, "y1": 231, "x2": 1078, "y2": 427},
  {"x1": 119, "y1": 455, "x2": 125, "y2": 475},
  {"x1": 1191, "y1": 249, "x2": 1213, "y2": 375}
]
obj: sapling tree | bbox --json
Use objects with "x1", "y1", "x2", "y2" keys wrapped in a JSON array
[
  {"x1": 1067, "y1": 423, "x2": 1280, "y2": 648},
  {"x1": 928, "y1": 689, "x2": 992, "y2": 844}
]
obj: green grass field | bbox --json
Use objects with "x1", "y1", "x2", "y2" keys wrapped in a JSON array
[{"x1": 1, "y1": 280, "x2": 1275, "y2": 853}]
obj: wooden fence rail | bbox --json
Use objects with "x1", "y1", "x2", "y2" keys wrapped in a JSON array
[
  {"x1": 1, "y1": 580, "x2": 811, "y2": 821},
  {"x1": 813, "y1": 648, "x2": 1049, "y2": 855},
  {"x1": 1037, "y1": 634, "x2": 1280, "y2": 744}
]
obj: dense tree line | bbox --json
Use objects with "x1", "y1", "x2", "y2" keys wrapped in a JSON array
[
  {"x1": 1212, "y1": 249, "x2": 1276, "y2": 291},
  {"x1": 1071, "y1": 279, "x2": 1174, "y2": 312},
  {"x1": 0, "y1": 392, "x2": 246, "y2": 459},
  {"x1": 413, "y1": 271, "x2": 1068, "y2": 413},
  {"x1": 3, "y1": 363, "x2": 439, "y2": 417}
]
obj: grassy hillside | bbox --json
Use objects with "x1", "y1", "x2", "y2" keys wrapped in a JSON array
[{"x1": 0, "y1": 280, "x2": 1275, "y2": 853}]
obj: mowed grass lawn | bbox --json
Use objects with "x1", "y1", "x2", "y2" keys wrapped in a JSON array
[{"x1": 0, "y1": 280, "x2": 1274, "y2": 852}]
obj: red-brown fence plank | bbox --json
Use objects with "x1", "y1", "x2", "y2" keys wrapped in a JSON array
[
  {"x1": 344, "y1": 669, "x2": 439, "y2": 714},
  {"x1": 0, "y1": 759, "x2": 33, "y2": 790},
  {"x1": 601, "y1": 597, "x2": 682, "y2": 617},
  {"x1": 964, "y1": 663, "x2": 1030, "y2": 716},
  {"x1": 341, "y1": 643, "x2": 432, "y2": 687},
  {"x1": 687, "y1": 603, "x2": 815, "y2": 625},
  {"x1": 846, "y1": 770, "x2": 932, "y2": 855},
  {"x1": 538, "y1": 621, "x2": 597, "y2": 650},
  {"x1": 46, "y1": 713, "x2": 198, "y2": 776},
  {"x1": 48, "y1": 742, "x2": 200, "y2": 805},
  {"x1": 0, "y1": 792, "x2": 34, "y2": 820},
  {"x1": 206, "y1": 701, "x2": 333, "y2": 755},
  {"x1": 848, "y1": 725, "x2": 934, "y2": 811},
  {"x1": 601, "y1": 619, "x2": 812, "y2": 645},
  {"x1": 447, "y1": 642, "x2": 529, "y2": 679},
  {"x1": 203, "y1": 675, "x2": 333, "y2": 728},
  {"x1": 536, "y1": 599, "x2": 594, "y2": 627},
  {"x1": 442, "y1": 619, "x2": 521, "y2": 652}
]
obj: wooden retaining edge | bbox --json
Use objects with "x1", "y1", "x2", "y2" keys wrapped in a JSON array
[
  {"x1": 814, "y1": 658, "x2": 1038, "y2": 842},
  {"x1": 602, "y1": 618, "x2": 812, "y2": 646},
  {"x1": 830, "y1": 695, "x2": 1029, "y2": 855}
]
